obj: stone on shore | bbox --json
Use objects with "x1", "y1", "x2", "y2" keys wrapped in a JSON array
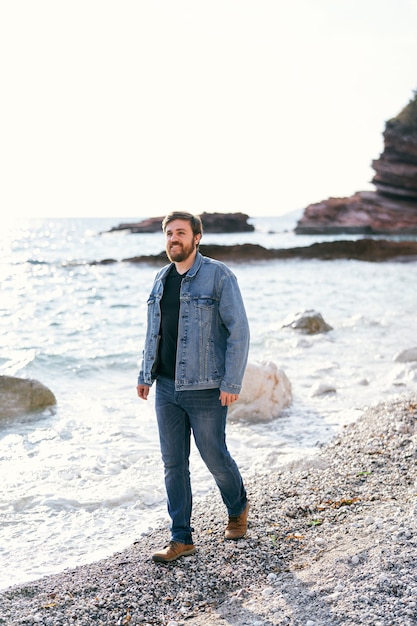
[
  {"x1": 0, "y1": 375, "x2": 56, "y2": 418},
  {"x1": 394, "y1": 347, "x2": 417, "y2": 363},
  {"x1": 228, "y1": 361, "x2": 292, "y2": 422}
]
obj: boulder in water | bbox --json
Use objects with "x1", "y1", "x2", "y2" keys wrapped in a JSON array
[
  {"x1": 0, "y1": 375, "x2": 56, "y2": 419},
  {"x1": 282, "y1": 310, "x2": 333, "y2": 334}
]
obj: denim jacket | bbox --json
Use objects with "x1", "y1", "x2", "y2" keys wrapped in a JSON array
[{"x1": 137, "y1": 252, "x2": 250, "y2": 393}]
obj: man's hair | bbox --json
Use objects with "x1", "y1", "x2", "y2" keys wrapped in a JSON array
[{"x1": 162, "y1": 212, "x2": 203, "y2": 238}]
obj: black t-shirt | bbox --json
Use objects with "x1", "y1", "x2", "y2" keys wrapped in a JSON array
[{"x1": 156, "y1": 265, "x2": 183, "y2": 379}]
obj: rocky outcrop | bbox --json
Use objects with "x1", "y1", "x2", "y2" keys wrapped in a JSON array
[
  {"x1": 108, "y1": 212, "x2": 254, "y2": 234},
  {"x1": 120, "y1": 239, "x2": 417, "y2": 264},
  {"x1": 372, "y1": 94, "x2": 417, "y2": 199},
  {"x1": 296, "y1": 92, "x2": 417, "y2": 234},
  {"x1": 294, "y1": 191, "x2": 417, "y2": 234},
  {"x1": 0, "y1": 375, "x2": 56, "y2": 419}
]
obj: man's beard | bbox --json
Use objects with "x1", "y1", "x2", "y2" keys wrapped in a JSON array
[{"x1": 166, "y1": 239, "x2": 196, "y2": 263}]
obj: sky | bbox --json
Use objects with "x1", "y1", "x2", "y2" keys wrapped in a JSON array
[{"x1": 1, "y1": 0, "x2": 417, "y2": 219}]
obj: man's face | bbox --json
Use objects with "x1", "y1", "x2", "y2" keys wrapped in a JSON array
[{"x1": 165, "y1": 219, "x2": 200, "y2": 263}]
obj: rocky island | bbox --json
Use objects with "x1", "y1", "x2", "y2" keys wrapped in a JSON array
[
  {"x1": 295, "y1": 91, "x2": 417, "y2": 234},
  {"x1": 108, "y1": 212, "x2": 254, "y2": 234}
]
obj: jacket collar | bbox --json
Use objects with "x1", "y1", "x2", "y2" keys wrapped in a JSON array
[
  {"x1": 185, "y1": 251, "x2": 203, "y2": 277},
  {"x1": 160, "y1": 251, "x2": 203, "y2": 279}
]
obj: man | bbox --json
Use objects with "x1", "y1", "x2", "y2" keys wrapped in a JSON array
[{"x1": 137, "y1": 211, "x2": 250, "y2": 563}]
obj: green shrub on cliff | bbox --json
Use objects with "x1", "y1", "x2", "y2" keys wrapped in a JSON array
[{"x1": 386, "y1": 89, "x2": 417, "y2": 134}]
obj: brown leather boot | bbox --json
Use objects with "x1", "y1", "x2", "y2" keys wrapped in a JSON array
[
  {"x1": 152, "y1": 541, "x2": 196, "y2": 563},
  {"x1": 224, "y1": 502, "x2": 249, "y2": 540}
]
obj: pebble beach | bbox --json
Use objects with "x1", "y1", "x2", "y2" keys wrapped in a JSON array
[{"x1": 1, "y1": 392, "x2": 417, "y2": 626}]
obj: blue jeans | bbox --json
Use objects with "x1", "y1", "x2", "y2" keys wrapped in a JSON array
[{"x1": 155, "y1": 376, "x2": 247, "y2": 545}]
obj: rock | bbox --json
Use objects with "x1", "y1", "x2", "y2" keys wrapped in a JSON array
[
  {"x1": 310, "y1": 382, "x2": 337, "y2": 397},
  {"x1": 227, "y1": 361, "x2": 292, "y2": 422},
  {"x1": 122, "y1": 239, "x2": 417, "y2": 264},
  {"x1": 0, "y1": 375, "x2": 56, "y2": 418},
  {"x1": 394, "y1": 347, "x2": 417, "y2": 363},
  {"x1": 282, "y1": 310, "x2": 333, "y2": 334},
  {"x1": 372, "y1": 94, "x2": 417, "y2": 199},
  {"x1": 295, "y1": 92, "x2": 417, "y2": 234},
  {"x1": 294, "y1": 191, "x2": 417, "y2": 234},
  {"x1": 200, "y1": 243, "x2": 276, "y2": 260},
  {"x1": 108, "y1": 212, "x2": 254, "y2": 234},
  {"x1": 200, "y1": 212, "x2": 254, "y2": 233},
  {"x1": 87, "y1": 237, "x2": 417, "y2": 266}
]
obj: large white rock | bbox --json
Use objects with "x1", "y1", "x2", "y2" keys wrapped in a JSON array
[{"x1": 228, "y1": 361, "x2": 292, "y2": 422}]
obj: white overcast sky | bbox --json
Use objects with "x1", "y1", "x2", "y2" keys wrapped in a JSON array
[{"x1": 2, "y1": 0, "x2": 417, "y2": 219}]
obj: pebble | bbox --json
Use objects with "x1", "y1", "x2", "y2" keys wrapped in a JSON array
[
  {"x1": 0, "y1": 393, "x2": 416, "y2": 626},
  {"x1": 261, "y1": 587, "x2": 274, "y2": 596}
]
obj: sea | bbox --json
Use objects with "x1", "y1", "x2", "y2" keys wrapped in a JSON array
[{"x1": 1, "y1": 213, "x2": 417, "y2": 591}]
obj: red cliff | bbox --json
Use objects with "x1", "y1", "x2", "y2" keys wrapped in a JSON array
[{"x1": 296, "y1": 91, "x2": 417, "y2": 234}]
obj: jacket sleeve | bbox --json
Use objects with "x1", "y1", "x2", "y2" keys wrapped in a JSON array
[
  {"x1": 217, "y1": 271, "x2": 250, "y2": 394},
  {"x1": 137, "y1": 351, "x2": 147, "y2": 386},
  {"x1": 137, "y1": 270, "x2": 165, "y2": 387}
]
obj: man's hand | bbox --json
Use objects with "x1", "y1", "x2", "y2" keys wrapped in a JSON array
[
  {"x1": 137, "y1": 384, "x2": 150, "y2": 400},
  {"x1": 219, "y1": 391, "x2": 239, "y2": 406}
]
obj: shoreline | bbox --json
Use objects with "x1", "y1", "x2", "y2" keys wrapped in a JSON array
[{"x1": 1, "y1": 393, "x2": 417, "y2": 625}]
